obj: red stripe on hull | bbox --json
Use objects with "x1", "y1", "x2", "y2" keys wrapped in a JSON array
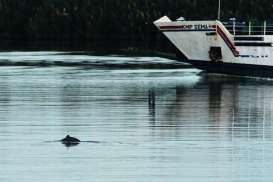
[
  {"x1": 216, "y1": 26, "x2": 239, "y2": 57},
  {"x1": 159, "y1": 25, "x2": 183, "y2": 30}
]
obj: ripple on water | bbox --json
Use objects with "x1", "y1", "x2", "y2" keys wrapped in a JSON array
[{"x1": 0, "y1": 52, "x2": 273, "y2": 181}]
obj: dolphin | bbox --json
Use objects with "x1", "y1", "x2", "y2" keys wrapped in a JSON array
[{"x1": 61, "y1": 135, "x2": 80, "y2": 147}]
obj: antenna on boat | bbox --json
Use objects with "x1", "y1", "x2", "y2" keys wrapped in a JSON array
[{"x1": 218, "y1": 0, "x2": 221, "y2": 20}]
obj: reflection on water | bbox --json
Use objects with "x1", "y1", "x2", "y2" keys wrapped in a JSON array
[
  {"x1": 1, "y1": 52, "x2": 273, "y2": 181},
  {"x1": 148, "y1": 88, "x2": 156, "y2": 125}
]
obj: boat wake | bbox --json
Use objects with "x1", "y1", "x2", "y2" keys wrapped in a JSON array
[{"x1": 0, "y1": 51, "x2": 191, "y2": 69}]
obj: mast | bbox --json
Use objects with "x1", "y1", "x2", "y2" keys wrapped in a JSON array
[{"x1": 218, "y1": 0, "x2": 221, "y2": 20}]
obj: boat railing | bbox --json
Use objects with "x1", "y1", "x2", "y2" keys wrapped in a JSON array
[{"x1": 224, "y1": 21, "x2": 273, "y2": 36}]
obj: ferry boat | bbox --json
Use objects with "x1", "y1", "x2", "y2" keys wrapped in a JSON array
[{"x1": 154, "y1": 16, "x2": 273, "y2": 77}]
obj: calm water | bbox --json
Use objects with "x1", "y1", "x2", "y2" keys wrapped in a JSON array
[{"x1": 1, "y1": 52, "x2": 273, "y2": 181}]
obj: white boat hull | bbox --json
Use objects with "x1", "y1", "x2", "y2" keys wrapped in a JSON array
[{"x1": 154, "y1": 16, "x2": 273, "y2": 77}]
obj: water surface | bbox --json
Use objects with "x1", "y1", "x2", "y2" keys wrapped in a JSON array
[{"x1": 0, "y1": 52, "x2": 273, "y2": 182}]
